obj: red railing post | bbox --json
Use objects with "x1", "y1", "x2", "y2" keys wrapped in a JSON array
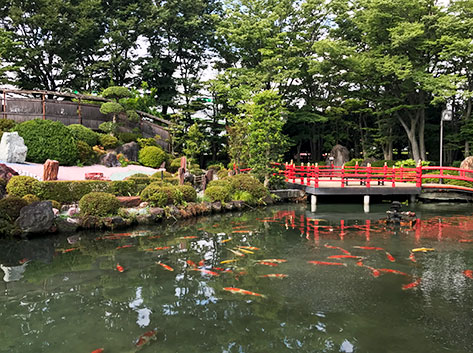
[
  {"x1": 300, "y1": 163, "x2": 305, "y2": 185},
  {"x1": 392, "y1": 165, "x2": 396, "y2": 187},
  {"x1": 416, "y1": 160, "x2": 422, "y2": 187},
  {"x1": 284, "y1": 163, "x2": 289, "y2": 182},
  {"x1": 341, "y1": 164, "x2": 345, "y2": 187},
  {"x1": 383, "y1": 162, "x2": 387, "y2": 185},
  {"x1": 314, "y1": 163, "x2": 319, "y2": 188},
  {"x1": 366, "y1": 163, "x2": 371, "y2": 188}
]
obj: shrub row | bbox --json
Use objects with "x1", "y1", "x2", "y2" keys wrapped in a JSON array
[{"x1": 205, "y1": 174, "x2": 268, "y2": 204}]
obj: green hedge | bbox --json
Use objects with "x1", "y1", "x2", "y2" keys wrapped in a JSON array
[
  {"x1": 140, "y1": 183, "x2": 183, "y2": 207},
  {"x1": 67, "y1": 124, "x2": 98, "y2": 146},
  {"x1": 79, "y1": 192, "x2": 121, "y2": 217},
  {"x1": 6, "y1": 176, "x2": 41, "y2": 197},
  {"x1": 138, "y1": 146, "x2": 167, "y2": 168}
]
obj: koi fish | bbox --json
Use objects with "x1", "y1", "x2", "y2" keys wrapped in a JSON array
[
  {"x1": 260, "y1": 259, "x2": 287, "y2": 263},
  {"x1": 198, "y1": 260, "x2": 205, "y2": 267},
  {"x1": 327, "y1": 255, "x2": 362, "y2": 259},
  {"x1": 378, "y1": 268, "x2": 409, "y2": 276},
  {"x1": 178, "y1": 236, "x2": 198, "y2": 239},
  {"x1": 213, "y1": 267, "x2": 225, "y2": 271},
  {"x1": 324, "y1": 244, "x2": 351, "y2": 255},
  {"x1": 411, "y1": 247, "x2": 435, "y2": 252},
  {"x1": 220, "y1": 238, "x2": 232, "y2": 243},
  {"x1": 238, "y1": 246, "x2": 260, "y2": 250},
  {"x1": 353, "y1": 246, "x2": 384, "y2": 251},
  {"x1": 116, "y1": 245, "x2": 133, "y2": 249},
  {"x1": 116, "y1": 264, "x2": 125, "y2": 273},
  {"x1": 402, "y1": 278, "x2": 421, "y2": 290},
  {"x1": 385, "y1": 252, "x2": 396, "y2": 262},
  {"x1": 62, "y1": 248, "x2": 79, "y2": 253},
  {"x1": 459, "y1": 239, "x2": 473, "y2": 243},
  {"x1": 220, "y1": 259, "x2": 238, "y2": 264},
  {"x1": 355, "y1": 262, "x2": 379, "y2": 277},
  {"x1": 135, "y1": 329, "x2": 157, "y2": 350},
  {"x1": 256, "y1": 261, "x2": 278, "y2": 266},
  {"x1": 259, "y1": 274, "x2": 288, "y2": 278},
  {"x1": 227, "y1": 248, "x2": 245, "y2": 257},
  {"x1": 223, "y1": 287, "x2": 266, "y2": 298},
  {"x1": 91, "y1": 349, "x2": 104, "y2": 353},
  {"x1": 154, "y1": 246, "x2": 171, "y2": 250},
  {"x1": 409, "y1": 253, "x2": 417, "y2": 263},
  {"x1": 18, "y1": 258, "x2": 29, "y2": 264},
  {"x1": 238, "y1": 248, "x2": 254, "y2": 254},
  {"x1": 107, "y1": 232, "x2": 132, "y2": 237},
  {"x1": 156, "y1": 262, "x2": 174, "y2": 271},
  {"x1": 463, "y1": 270, "x2": 473, "y2": 279},
  {"x1": 148, "y1": 235, "x2": 162, "y2": 239},
  {"x1": 232, "y1": 230, "x2": 251, "y2": 233},
  {"x1": 186, "y1": 260, "x2": 197, "y2": 267},
  {"x1": 308, "y1": 261, "x2": 347, "y2": 266},
  {"x1": 191, "y1": 268, "x2": 219, "y2": 276}
]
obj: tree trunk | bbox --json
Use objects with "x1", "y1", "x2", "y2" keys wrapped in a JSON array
[
  {"x1": 464, "y1": 98, "x2": 472, "y2": 157},
  {"x1": 397, "y1": 112, "x2": 421, "y2": 162},
  {"x1": 296, "y1": 142, "x2": 301, "y2": 164},
  {"x1": 419, "y1": 107, "x2": 426, "y2": 161}
]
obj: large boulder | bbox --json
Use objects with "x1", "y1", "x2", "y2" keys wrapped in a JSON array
[
  {"x1": 0, "y1": 163, "x2": 19, "y2": 182},
  {"x1": 0, "y1": 132, "x2": 28, "y2": 163},
  {"x1": 460, "y1": 156, "x2": 473, "y2": 178},
  {"x1": 117, "y1": 142, "x2": 139, "y2": 162},
  {"x1": 100, "y1": 152, "x2": 121, "y2": 167},
  {"x1": 328, "y1": 144, "x2": 350, "y2": 166},
  {"x1": 16, "y1": 201, "x2": 55, "y2": 234}
]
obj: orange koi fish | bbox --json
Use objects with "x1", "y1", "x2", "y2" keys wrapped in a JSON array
[
  {"x1": 238, "y1": 248, "x2": 254, "y2": 254},
  {"x1": 154, "y1": 246, "x2": 171, "y2": 250},
  {"x1": 198, "y1": 260, "x2": 205, "y2": 267},
  {"x1": 135, "y1": 329, "x2": 157, "y2": 349},
  {"x1": 402, "y1": 278, "x2": 421, "y2": 290},
  {"x1": 156, "y1": 262, "x2": 174, "y2": 271},
  {"x1": 308, "y1": 261, "x2": 347, "y2": 266},
  {"x1": 227, "y1": 249, "x2": 245, "y2": 257},
  {"x1": 116, "y1": 264, "x2": 125, "y2": 273},
  {"x1": 238, "y1": 246, "x2": 260, "y2": 250},
  {"x1": 260, "y1": 259, "x2": 287, "y2": 263},
  {"x1": 459, "y1": 239, "x2": 473, "y2": 243},
  {"x1": 191, "y1": 268, "x2": 219, "y2": 276},
  {"x1": 324, "y1": 244, "x2": 351, "y2": 255},
  {"x1": 18, "y1": 258, "x2": 29, "y2": 264},
  {"x1": 178, "y1": 236, "x2": 198, "y2": 239},
  {"x1": 220, "y1": 238, "x2": 232, "y2": 243},
  {"x1": 256, "y1": 261, "x2": 278, "y2": 266},
  {"x1": 378, "y1": 268, "x2": 409, "y2": 276},
  {"x1": 213, "y1": 267, "x2": 225, "y2": 271},
  {"x1": 409, "y1": 253, "x2": 416, "y2": 263},
  {"x1": 186, "y1": 260, "x2": 197, "y2": 268},
  {"x1": 385, "y1": 252, "x2": 396, "y2": 262},
  {"x1": 463, "y1": 270, "x2": 473, "y2": 279},
  {"x1": 232, "y1": 230, "x2": 251, "y2": 233},
  {"x1": 220, "y1": 259, "x2": 238, "y2": 264},
  {"x1": 327, "y1": 255, "x2": 361, "y2": 259},
  {"x1": 91, "y1": 349, "x2": 104, "y2": 353},
  {"x1": 223, "y1": 287, "x2": 266, "y2": 298},
  {"x1": 353, "y1": 246, "x2": 384, "y2": 251},
  {"x1": 355, "y1": 261, "x2": 380, "y2": 277},
  {"x1": 259, "y1": 274, "x2": 288, "y2": 278},
  {"x1": 107, "y1": 232, "x2": 133, "y2": 237},
  {"x1": 116, "y1": 245, "x2": 133, "y2": 250},
  {"x1": 62, "y1": 248, "x2": 79, "y2": 253}
]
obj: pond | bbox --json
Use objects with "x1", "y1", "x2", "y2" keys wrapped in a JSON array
[{"x1": 1, "y1": 202, "x2": 473, "y2": 353}]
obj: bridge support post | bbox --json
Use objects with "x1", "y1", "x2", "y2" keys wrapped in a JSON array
[
  {"x1": 311, "y1": 195, "x2": 317, "y2": 213},
  {"x1": 410, "y1": 195, "x2": 416, "y2": 204},
  {"x1": 363, "y1": 195, "x2": 370, "y2": 213}
]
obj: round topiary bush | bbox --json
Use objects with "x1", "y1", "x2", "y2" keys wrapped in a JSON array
[
  {"x1": 22, "y1": 194, "x2": 40, "y2": 204},
  {"x1": 79, "y1": 192, "x2": 121, "y2": 217},
  {"x1": 207, "y1": 179, "x2": 233, "y2": 193},
  {"x1": 228, "y1": 174, "x2": 268, "y2": 200},
  {"x1": 177, "y1": 184, "x2": 197, "y2": 202},
  {"x1": 118, "y1": 132, "x2": 142, "y2": 143},
  {"x1": 140, "y1": 183, "x2": 169, "y2": 207},
  {"x1": 139, "y1": 146, "x2": 167, "y2": 168},
  {"x1": 0, "y1": 118, "x2": 16, "y2": 131},
  {"x1": 67, "y1": 124, "x2": 98, "y2": 146},
  {"x1": 205, "y1": 185, "x2": 231, "y2": 203},
  {"x1": 6, "y1": 176, "x2": 41, "y2": 198},
  {"x1": 76, "y1": 140, "x2": 96, "y2": 165},
  {"x1": 169, "y1": 157, "x2": 182, "y2": 173},
  {"x1": 15, "y1": 119, "x2": 78, "y2": 165},
  {"x1": 99, "y1": 134, "x2": 119, "y2": 149},
  {"x1": 217, "y1": 169, "x2": 229, "y2": 179},
  {"x1": 0, "y1": 196, "x2": 28, "y2": 220}
]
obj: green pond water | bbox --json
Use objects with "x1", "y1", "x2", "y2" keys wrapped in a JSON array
[{"x1": 1, "y1": 203, "x2": 473, "y2": 353}]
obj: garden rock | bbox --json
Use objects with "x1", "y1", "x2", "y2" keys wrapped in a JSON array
[
  {"x1": 328, "y1": 144, "x2": 349, "y2": 166},
  {"x1": 16, "y1": 201, "x2": 54, "y2": 234},
  {"x1": 460, "y1": 156, "x2": 473, "y2": 178},
  {"x1": 67, "y1": 206, "x2": 79, "y2": 217},
  {"x1": 0, "y1": 163, "x2": 19, "y2": 182},
  {"x1": 136, "y1": 214, "x2": 156, "y2": 225},
  {"x1": 103, "y1": 216, "x2": 129, "y2": 229},
  {"x1": 117, "y1": 196, "x2": 142, "y2": 208},
  {"x1": 117, "y1": 142, "x2": 139, "y2": 162},
  {"x1": 56, "y1": 218, "x2": 79, "y2": 233},
  {"x1": 149, "y1": 207, "x2": 164, "y2": 218},
  {"x1": 0, "y1": 132, "x2": 28, "y2": 163},
  {"x1": 211, "y1": 202, "x2": 222, "y2": 213},
  {"x1": 100, "y1": 152, "x2": 121, "y2": 167}
]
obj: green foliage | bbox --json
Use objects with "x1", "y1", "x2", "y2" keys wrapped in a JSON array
[
  {"x1": 79, "y1": 192, "x2": 121, "y2": 217},
  {"x1": 98, "y1": 122, "x2": 119, "y2": 135},
  {"x1": 137, "y1": 137, "x2": 159, "y2": 148},
  {"x1": 206, "y1": 163, "x2": 223, "y2": 171},
  {"x1": 67, "y1": 124, "x2": 98, "y2": 146},
  {"x1": 183, "y1": 123, "x2": 206, "y2": 161},
  {"x1": 22, "y1": 194, "x2": 40, "y2": 204},
  {"x1": 49, "y1": 200, "x2": 62, "y2": 210},
  {"x1": 140, "y1": 183, "x2": 183, "y2": 207},
  {"x1": 138, "y1": 146, "x2": 167, "y2": 168},
  {"x1": 129, "y1": 173, "x2": 149, "y2": 178},
  {"x1": 207, "y1": 179, "x2": 234, "y2": 193},
  {"x1": 0, "y1": 119, "x2": 16, "y2": 131},
  {"x1": 110, "y1": 180, "x2": 137, "y2": 196},
  {"x1": 15, "y1": 119, "x2": 78, "y2": 165},
  {"x1": 99, "y1": 134, "x2": 119, "y2": 149},
  {"x1": 76, "y1": 140, "x2": 96, "y2": 165},
  {"x1": 344, "y1": 159, "x2": 364, "y2": 167},
  {"x1": 102, "y1": 86, "x2": 131, "y2": 100},
  {"x1": 217, "y1": 169, "x2": 229, "y2": 179},
  {"x1": 100, "y1": 102, "x2": 124, "y2": 115},
  {"x1": 176, "y1": 185, "x2": 197, "y2": 202},
  {"x1": 118, "y1": 132, "x2": 141, "y2": 143},
  {"x1": 204, "y1": 185, "x2": 231, "y2": 203},
  {"x1": 394, "y1": 159, "x2": 430, "y2": 168},
  {"x1": 6, "y1": 176, "x2": 41, "y2": 198},
  {"x1": 231, "y1": 190, "x2": 255, "y2": 204},
  {"x1": 268, "y1": 173, "x2": 286, "y2": 190},
  {"x1": 169, "y1": 157, "x2": 183, "y2": 173},
  {"x1": 227, "y1": 174, "x2": 268, "y2": 200},
  {"x1": 0, "y1": 196, "x2": 28, "y2": 220}
]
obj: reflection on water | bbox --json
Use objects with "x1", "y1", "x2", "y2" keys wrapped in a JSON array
[{"x1": 0, "y1": 203, "x2": 473, "y2": 353}]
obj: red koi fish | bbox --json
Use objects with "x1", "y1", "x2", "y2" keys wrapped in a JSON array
[
  {"x1": 402, "y1": 278, "x2": 421, "y2": 290},
  {"x1": 91, "y1": 349, "x2": 104, "y2": 353},
  {"x1": 324, "y1": 244, "x2": 351, "y2": 255},
  {"x1": 385, "y1": 252, "x2": 396, "y2": 262},
  {"x1": 308, "y1": 261, "x2": 347, "y2": 266},
  {"x1": 213, "y1": 267, "x2": 225, "y2": 271},
  {"x1": 116, "y1": 245, "x2": 133, "y2": 250},
  {"x1": 178, "y1": 236, "x2": 198, "y2": 239},
  {"x1": 191, "y1": 268, "x2": 219, "y2": 276},
  {"x1": 62, "y1": 248, "x2": 79, "y2": 253},
  {"x1": 156, "y1": 262, "x2": 174, "y2": 271},
  {"x1": 116, "y1": 264, "x2": 125, "y2": 273},
  {"x1": 463, "y1": 270, "x2": 473, "y2": 279},
  {"x1": 327, "y1": 255, "x2": 362, "y2": 259},
  {"x1": 459, "y1": 239, "x2": 473, "y2": 243},
  {"x1": 256, "y1": 261, "x2": 278, "y2": 266},
  {"x1": 223, "y1": 287, "x2": 266, "y2": 298},
  {"x1": 154, "y1": 246, "x2": 171, "y2": 250},
  {"x1": 232, "y1": 230, "x2": 251, "y2": 233},
  {"x1": 18, "y1": 258, "x2": 29, "y2": 264},
  {"x1": 408, "y1": 253, "x2": 416, "y2": 263},
  {"x1": 186, "y1": 260, "x2": 197, "y2": 268},
  {"x1": 198, "y1": 260, "x2": 205, "y2": 267},
  {"x1": 259, "y1": 274, "x2": 288, "y2": 278},
  {"x1": 353, "y1": 246, "x2": 384, "y2": 251},
  {"x1": 378, "y1": 268, "x2": 409, "y2": 276},
  {"x1": 355, "y1": 261, "x2": 380, "y2": 277},
  {"x1": 135, "y1": 329, "x2": 157, "y2": 350}
]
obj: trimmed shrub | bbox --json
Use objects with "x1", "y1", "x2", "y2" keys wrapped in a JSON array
[
  {"x1": 67, "y1": 124, "x2": 98, "y2": 146},
  {"x1": 0, "y1": 118, "x2": 16, "y2": 131},
  {"x1": 227, "y1": 174, "x2": 268, "y2": 200},
  {"x1": 22, "y1": 194, "x2": 40, "y2": 204},
  {"x1": 100, "y1": 102, "x2": 124, "y2": 115},
  {"x1": 177, "y1": 184, "x2": 197, "y2": 202},
  {"x1": 207, "y1": 179, "x2": 233, "y2": 193},
  {"x1": 15, "y1": 119, "x2": 78, "y2": 165},
  {"x1": 169, "y1": 157, "x2": 182, "y2": 173},
  {"x1": 0, "y1": 196, "x2": 28, "y2": 220},
  {"x1": 205, "y1": 185, "x2": 231, "y2": 203},
  {"x1": 102, "y1": 86, "x2": 131, "y2": 99},
  {"x1": 99, "y1": 134, "x2": 119, "y2": 149},
  {"x1": 231, "y1": 190, "x2": 255, "y2": 204},
  {"x1": 37, "y1": 180, "x2": 110, "y2": 203},
  {"x1": 344, "y1": 159, "x2": 364, "y2": 167},
  {"x1": 6, "y1": 176, "x2": 41, "y2": 198},
  {"x1": 217, "y1": 169, "x2": 229, "y2": 179},
  {"x1": 79, "y1": 192, "x2": 121, "y2": 217},
  {"x1": 118, "y1": 132, "x2": 142, "y2": 143},
  {"x1": 49, "y1": 200, "x2": 62, "y2": 210},
  {"x1": 140, "y1": 183, "x2": 169, "y2": 207},
  {"x1": 137, "y1": 137, "x2": 159, "y2": 148},
  {"x1": 128, "y1": 173, "x2": 149, "y2": 178},
  {"x1": 76, "y1": 140, "x2": 96, "y2": 165},
  {"x1": 139, "y1": 146, "x2": 167, "y2": 168},
  {"x1": 110, "y1": 180, "x2": 136, "y2": 196},
  {"x1": 206, "y1": 163, "x2": 223, "y2": 171}
]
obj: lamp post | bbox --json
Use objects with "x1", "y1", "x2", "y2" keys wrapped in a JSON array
[{"x1": 440, "y1": 108, "x2": 452, "y2": 170}]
